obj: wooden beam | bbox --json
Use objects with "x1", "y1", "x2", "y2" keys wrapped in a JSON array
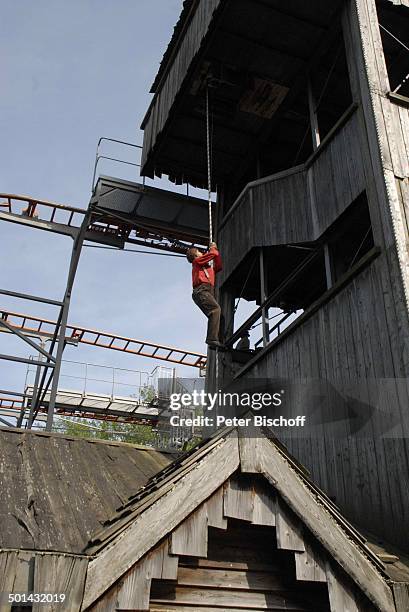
[
  {"x1": 326, "y1": 561, "x2": 361, "y2": 612},
  {"x1": 33, "y1": 555, "x2": 88, "y2": 612},
  {"x1": 258, "y1": 436, "x2": 395, "y2": 612},
  {"x1": 308, "y1": 78, "x2": 321, "y2": 150},
  {"x1": 82, "y1": 431, "x2": 240, "y2": 610},
  {"x1": 206, "y1": 486, "x2": 227, "y2": 529},
  {"x1": 223, "y1": 475, "x2": 254, "y2": 522},
  {"x1": 275, "y1": 497, "x2": 305, "y2": 552},
  {"x1": 170, "y1": 504, "x2": 208, "y2": 557},
  {"x1": 295, "y1": 540, "x2": 327, "y2": 583},
  {"x1": 391, "y1": 582, "x2": 409, "y2": 611},
  {"x1": 238, "y1": 426, "x2": 264, "y2": 472}
]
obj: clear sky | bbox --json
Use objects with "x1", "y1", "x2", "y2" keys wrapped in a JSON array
[{"x1": 0, "y1": 0, "x2": 212, "y2": 404}]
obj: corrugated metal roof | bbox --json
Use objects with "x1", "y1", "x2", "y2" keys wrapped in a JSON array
[{"x1": 0, "y1": 427, "x2": 172, "y2": 554}]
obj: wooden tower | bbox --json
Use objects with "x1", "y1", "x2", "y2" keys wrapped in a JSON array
[{"x1": 140, "y1": 0, "x2": 409, "y2": 552}]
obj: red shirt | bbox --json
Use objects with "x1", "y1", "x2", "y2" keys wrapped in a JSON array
[{"x1": 192, "y1": 247, "x2": 222, "y2": 288}]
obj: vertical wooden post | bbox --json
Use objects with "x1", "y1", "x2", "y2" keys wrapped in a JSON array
[
  {"x1": 308, "y1": 78, "x2": 321, "y2": 151},
  {"x1": 324, "y1": 243, "x2": 334, "y2": 289},
  {"x1": 259, "y1": 248, "x2": 269, "y2": 347}
]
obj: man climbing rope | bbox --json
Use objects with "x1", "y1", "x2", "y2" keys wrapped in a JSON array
[{"x1": 187, "y1": 242, "x2": 222, "y2": 349}]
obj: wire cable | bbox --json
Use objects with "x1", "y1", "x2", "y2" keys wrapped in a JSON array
[
  {"x1": 379, "y1": 23, "x2": 409, "y2": 54},
  {"x1": 83, "y1": 245, "x2": 185, "y2": 257}
]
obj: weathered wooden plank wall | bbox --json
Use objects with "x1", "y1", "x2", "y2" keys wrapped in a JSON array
[
  {"x1": 244, "y1": 253, "x2": 409, "y2": 550},
  {"x1": 214, "y1": 0, "x2": 409, "y2": 553},
  {"x1": 142, "y1": 0, "x2": 221, "y2": 169},
  {"x1": 218, "y1": 110, "x2": 366, "y2": 283},
  {"x1": 0, "y1": 551, "x2": 87, "y2": 612},
  {"x1": 149, "y1": 521, "x2": 327, "y2": 611}
]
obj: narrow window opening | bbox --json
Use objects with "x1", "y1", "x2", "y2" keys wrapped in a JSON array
[
  {"x1": 377, "y1": 1, "x2": 409, "y2": 97},
  {"x1": 309, "y1": 31, "x2": 353, "y2": 141},
  {"x1": 224, "y1": 192, "x2": 374, "y2": 350}
]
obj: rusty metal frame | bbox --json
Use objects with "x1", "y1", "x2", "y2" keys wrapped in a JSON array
[
  {"x1": 0, "y1": 182, "x2": 207, "y2": 430},
  {"x1": 0, "y1": 309, "x2": 207, "y2": 369},
  {"x1": 0, "y1": 193, "x2": 200, "y2": 254}
]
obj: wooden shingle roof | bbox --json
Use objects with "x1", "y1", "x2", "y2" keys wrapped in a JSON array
[{"x1": 0, "y1": 427, "x2": 172, "y2": 554}]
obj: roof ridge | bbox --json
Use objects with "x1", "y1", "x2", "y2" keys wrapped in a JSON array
[{"x1": 0, "y1": 425, "x2": 174, "y2": 452}]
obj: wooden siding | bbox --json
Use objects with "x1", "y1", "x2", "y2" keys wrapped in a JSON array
[
  {"x1": 149, "y1": 517, "x2": 329, "y2": 611},
  {"x1": 141, "y1": 0, "x2": 221, "y2": 170},
  {"x1": 218, "y1": 109, "x2": 366, "y2": 283},
  {"x1": 243, "y1": 253, "x2": 409, "y2": 551},
  {"x1": 0, "y1": 550, "x2": 87, "y2": 612},
  {"x1": 214, "y1": 0, "x2": 409, "y2": 556}
]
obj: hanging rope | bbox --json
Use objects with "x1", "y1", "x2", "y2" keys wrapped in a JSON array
[{"x1": 206, "y1": 84, "x2": 213, "y2": 245}]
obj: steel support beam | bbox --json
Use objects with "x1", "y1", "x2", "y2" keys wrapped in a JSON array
[
  {"x1": 0, "y1": 318, "x2": 56, "y2": 362},
  {"x1": 0, "y1": 354, "x2": 55, "y2": 367},
  {"x1": 0, "y1": 288, "x2": 63, "y2": 306},
  {"x1": 26, "y1": 348, "x2": 45, "y2": 429},
  {"x1": 44, "y1": 207, "x2": 95, "y2": 431}
]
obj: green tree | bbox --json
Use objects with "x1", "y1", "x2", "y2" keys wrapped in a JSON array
[{"x1": 53, "y1": 385, "x2": 158, "y2": 445}]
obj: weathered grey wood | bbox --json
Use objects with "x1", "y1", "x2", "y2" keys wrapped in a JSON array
[
  {"x1": 275, "y1": 496, "x2": 305, "y2": 552},
  {"x1": 11, "y1": 551, "x2": 33, "y2": 594},
  {"x1": 142, "y1": 0, "x2": 221, "y2": 170},
  {"x1": 82, "y1": 431, "x2": 240, "y2": 610},
  {"x1": 176, "y1": 567, "x2": 282, "y2": 591},
  {"x1": 391, "y1": 582, "x2": 409, "y2": 611},
  {"x1": 354, "y1": 0, "x2": 409, "y2": 311},
  {"x1": 88, "y1": 542, "x2": 178, "y2": 612},
  {"x1": 238, "y1": 426, "x2": 264, "y2": 473},
  {"x1": 252, "y1": 479, "x2": 276, "y2": 527},
  {"x1": 33, "y1": 554, "x2": 88, "y2": 612},
  {"x1": 223, "y1": 475, "x2": 254, "y2": 522},
  {"x1": 180, "y1": 557, "x2": 275, "y2": 572},
  {"x1": 170, "y1": 504, "x2": 208, "y2": 557},
  {"x1": 295, "y1": 540, "x2": 327, "y2": 583},
  {"x1": 205, "y1": 486, "x2": 227, "y2": 530},
  {"x1": 259, "y1": 436, "x2": 395, "y2": 612},
  {"x1": 0, "y1": 551, "x2": 18, "y2": 612},
  {"x1": 115, "y1": 561, "x2": 151, "y2": 611},
  {"x1": 326, "y1": 562, "x2": 360, "y2": 612},
  {"x1": 150, "y1": 584, "x2": 309, "y2": 610},
  {"x1": 156, "y1": 539, "x2": 179, "y2": 580},
  {"x1": 87, "y1": 587, "x2": 117, "y2": 612},
  {"x1": 218, "y1": 107, "x2": 366, "y2": 283}
]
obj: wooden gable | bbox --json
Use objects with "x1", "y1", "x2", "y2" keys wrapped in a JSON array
[
  {"x1": 86, "y1": 474, "x2": 380, "y2": 611},
  {"x1": 82, "y1": 429, "x2": 396, "y2": 612}
]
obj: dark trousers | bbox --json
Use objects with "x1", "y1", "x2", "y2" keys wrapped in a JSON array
[{"x1": 192, "y1": 283, "x2": 221, "y2": 343}]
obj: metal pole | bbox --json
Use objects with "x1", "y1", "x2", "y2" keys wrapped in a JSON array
[
  {"x1": 259, "y1": 248, "x2": 269, "y2": 347},
  {"x1": 27, "y1": 345, "x2": 44, "y2": 429},
  {"x1": 45, "y1": 208, "x2": 93, "y2": 431}
]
